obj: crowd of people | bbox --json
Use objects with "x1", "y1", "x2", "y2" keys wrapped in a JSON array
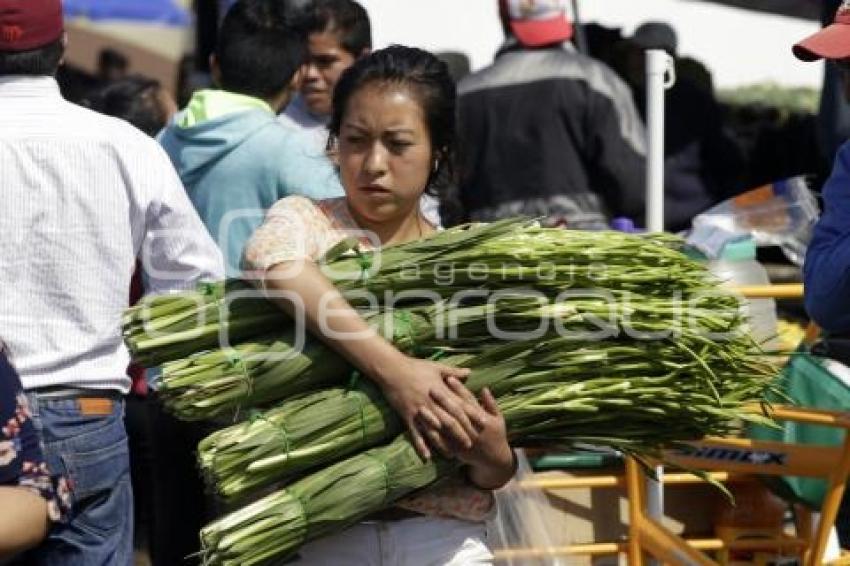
[{"x1": 2, "y1": 0, "x2": 850, "y2": 564}]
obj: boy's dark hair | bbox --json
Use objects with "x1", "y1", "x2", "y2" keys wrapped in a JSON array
[
  {"x1": 329, "y1": 45, "x2": 456, "y2": 199},
  {"x1": 0, "y1": 38, "x2": 64, "y2": 77},
  {"x1": 82, "y1": 75, "x2": 166, "y2": 137},
  {"x1": 216, "y1": 0, "x2": 307, "y2": 99},
  {"x1": 305, "y1": 0, "x2": 371, "y2": 57}
]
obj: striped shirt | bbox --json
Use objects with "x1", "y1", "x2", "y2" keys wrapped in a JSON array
[{"x1": 0, "y1": 76, "x2": 224, "y2": 393}]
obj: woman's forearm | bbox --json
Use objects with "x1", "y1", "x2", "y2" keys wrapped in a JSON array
[
  {"x1": 0, "y1": 487, "x2": 49, "y2": 559},
  {"x1": 260, "y1": 261, "x2": 402, "y2": 385}
]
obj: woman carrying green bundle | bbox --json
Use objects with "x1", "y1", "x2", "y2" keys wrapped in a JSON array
[{"x1": 242, "y1": 46, "x2": 515, "y2": 563}]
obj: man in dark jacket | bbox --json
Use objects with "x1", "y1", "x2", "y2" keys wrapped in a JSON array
[{"x1": 457, "y1": 0, "x2": 646, "y2": 229}]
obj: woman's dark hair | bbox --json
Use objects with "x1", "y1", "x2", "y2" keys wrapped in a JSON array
[
  {"x1": 304, "y1": 0, "x2": 371, "y2": 57},
  {"x1": 82, "y1": 75, "x2": 167, "y2": 137},
  {"x1": 329, "y1": 45, "x2": 456, "y2": 198},
  {"x1": 0, "y1": 38, "x2": 64, "y2": 77},
  {"x1": 216, "y1": 0, "x2": 307, "y2": 100}
]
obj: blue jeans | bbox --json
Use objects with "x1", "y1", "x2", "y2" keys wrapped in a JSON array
[{"x1": 24, "y1": 392, "x2": 133, "y2": 566}]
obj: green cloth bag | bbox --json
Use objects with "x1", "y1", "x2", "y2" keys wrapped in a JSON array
[{"x1": 749, "y1": 350, "x2": 850, "y2": 509}]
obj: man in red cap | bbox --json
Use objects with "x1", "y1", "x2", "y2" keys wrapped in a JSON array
[
  {"x1": 0, "y1": 1, "x2": 224, "y2": 564},
  {"x1": 793, "y1": 4, "x2": 850, "y2": 336},
  {"x1": 456, "y1": 0, "x2": 646, "y2": 228}
]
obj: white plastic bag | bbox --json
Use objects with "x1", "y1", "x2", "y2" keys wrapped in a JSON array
[
  {"x1": 689, "y1": 175, "x2": 819, "y2": 265},
  {"x1": 487, "y1": 450, "x2": 574, "y2": 566}
]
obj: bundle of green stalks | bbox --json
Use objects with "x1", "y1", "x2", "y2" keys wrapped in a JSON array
[
  {"x1": 123, "y1": 221, "x2": 526, "y2": 366},
  {"x1": 200, "y1": 333, "x2": 777, "y2": 565},
  {"x1": 157, "y1": 291, "x2": 745, "y2": 421},
  {"x1": 329, "y1": 224, "x2": 711, "y2": 300},
  {"x1": 197, "y1": 382, "x2": 400, "y2": 498},
  {"x1": 155, "y1": 330, "x2": 350, "y2": 422},
  {"x1": 123, "y1": 219, "x2": 721, "y2": 368},
  {"x1": 200, "y1": 434, "x2": 456, "y2": 566},
  {"x1": 123, "y1": 280, "x2": 285, "y2": 368},
  {"x1": 202, "y1": 345, "x2": 777, "y2": 566},
  {"x1": 198, "y1": 332, "x2": 775, "y2": 500},
  {"x1": 120, "y1": 219, "x2": 781, "y2": 565}
]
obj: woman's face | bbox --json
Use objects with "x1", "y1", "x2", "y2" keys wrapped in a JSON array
[
  {"x1": 337, "y1": 83, "x2": 433, "y2": 224},
  {"x1": 301, "y1": 30, "x2": 358, "y2": 118}
]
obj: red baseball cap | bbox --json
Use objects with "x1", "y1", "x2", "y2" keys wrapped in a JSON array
[
  {"x1": 793, "y1": 1, "x2": 850, "y2": 61},
  {"x1": 0, "y1": 0, "x2": 63, "y2": 53},
  {"x1": 500, "y1": 0, "x2": 573, "y2": 48}
]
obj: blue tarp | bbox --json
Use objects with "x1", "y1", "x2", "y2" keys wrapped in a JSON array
[{"x1": 63, "y1": 0, "x2": 190, "y2": 26}]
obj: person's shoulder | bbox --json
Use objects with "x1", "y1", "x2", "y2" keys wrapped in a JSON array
[
  {"x1": 222, "y1": 120, "x2": 300, "y2": 171},
  {"x1": 267, "y1": 194, "x2": 323, "y2": 216},
  {"x1": 64, "y1": 100, "x2": 166, "y2": 151},
  {"x1": 459, "y1": 47, "x2": 609, "y2": 97},
  {"x1": 458, "y1": 62, "x2": 499, "y2": 96},
  {"x1": 544, "y1": 47, "x2": 612, "y2": 79},
  {"x1": 279, "y1": 98, "x2": 324, "y2": 130},
  {"x1": 271, "y1": 195, "x2": 353, "y2": 222},
  {"x1": 277, "y1": 110, "x2": 300, "y2": 131},
  {"x1": 254, "y1": 123, "x2": 332, "y2": 173},
  {"x1": 244, "y1": 118, "x2": 303, "y2": 149},
  {"x1": 566, "y1": 52, "x2": 633, "y2": 98}
]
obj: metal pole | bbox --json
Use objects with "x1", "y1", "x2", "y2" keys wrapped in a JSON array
[
  {"x1": 644, "y1": 49, "x2": 675, "y2": 565},
  {"x1": 645, "y1": 49, "x2": 674, "y2": 232}
]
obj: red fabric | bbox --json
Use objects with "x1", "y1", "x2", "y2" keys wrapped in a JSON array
[
  {"x1": 0, "y1": 0, "x2": 63, "y2": 52},
  {"x1": 510, "y1": 14, "x2": 573, "y2": 48},
  {"x1": 128, "y1": 264, "x2": 147, "y2": 397},
  {"x1": 794, "y1": 5, "x2": 850, "y2": 61},
  {"x1": 499, "y1": 0, "x2": 573, "y2": 48}
]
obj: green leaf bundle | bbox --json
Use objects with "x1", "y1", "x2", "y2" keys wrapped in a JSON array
[
  {"x1": 200, "y1": 434, "x2": 455, "y2": 566},
  {"x1": 199, "y1": 332, "x2": 776, "y2": 500}
]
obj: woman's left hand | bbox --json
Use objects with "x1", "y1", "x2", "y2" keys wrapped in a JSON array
[{"x1": 428, "y1": 377, "x2": 516, "y2": 490}]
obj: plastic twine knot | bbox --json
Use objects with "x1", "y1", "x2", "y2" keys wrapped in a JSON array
[
  {"x1": 355, "y1": 249, "x2": 373, "y2": 282},
  {"x1": 199, "y1": 281, "x2": 224, "y2": 301},
  {"x1": 394, "y1": 310, "x2": 420, "y2": 355},
  {"x1": 347, "y1": 370, "x2": 361, "y2": 391},
  {"x1": 226, "y1": 350, "x2": 252, "y2": 422},
  {"x1": 248, "y1": 409, "x2": 291, "y2": 458},
  {"x1": 349, "y1": 389, "x2": 370, "y2": 442}
]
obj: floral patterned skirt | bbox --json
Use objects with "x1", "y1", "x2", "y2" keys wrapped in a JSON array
[{"x1": 0, "y1": 352, "x2": 70, "y2": 521}]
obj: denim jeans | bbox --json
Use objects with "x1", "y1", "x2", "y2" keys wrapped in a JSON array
[{"x1": 24, "y1": 392, "x2": 133, "y2": 566}]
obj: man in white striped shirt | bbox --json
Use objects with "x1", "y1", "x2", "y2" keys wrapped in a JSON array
[{"x1": 0, "y1": 1, "x2": 224, "y2": 563}]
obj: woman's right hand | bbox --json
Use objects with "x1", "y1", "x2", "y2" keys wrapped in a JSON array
[{"x1": 374, "y1": 354, "x2": 484, "y2": 460}]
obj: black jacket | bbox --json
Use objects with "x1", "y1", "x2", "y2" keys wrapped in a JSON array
[{"x1": 457, "y1": 42, "x2": 647, "y2": 228}]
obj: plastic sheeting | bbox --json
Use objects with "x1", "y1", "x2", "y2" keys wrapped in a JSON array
[
  {"x1": 487, "y1": 450, "x2": 573, "y2": 566},
  {"x1": 63, "y1": 0, "x2": 190, "y2": 26}
]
